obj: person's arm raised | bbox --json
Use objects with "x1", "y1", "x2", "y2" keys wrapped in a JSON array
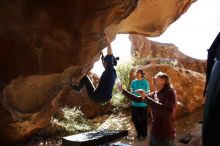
[
  {"x1": 105, "y1": 34, "x2": 113, "y2": 55},
  {"x1": 117, "y1": 83, "x2": 143, "y2": 102}
]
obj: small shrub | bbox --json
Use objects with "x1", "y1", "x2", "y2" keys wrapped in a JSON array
[
  {"x1": 44, "y1": 107, "x2": 94, "y2": 137},
  {"x1": 111, "y1": 60, "x2": 133, "y2": 106},
  {"x1": 132, "y1": 57, "x2": 148, "y2": 66}
]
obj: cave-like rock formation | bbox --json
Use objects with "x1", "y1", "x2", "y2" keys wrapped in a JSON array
[
  {"x1": 129, "y1": 34, "x2": 206, "y2": 74},
  {"x1": 130, "y1": 64, "x2": 205, "y2": 118},
  {"x1": 0, "y1": 0, "x2": 194, "y2": 143}
]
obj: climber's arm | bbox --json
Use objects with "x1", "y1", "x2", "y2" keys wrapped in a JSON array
[{"x1": 105, "y1": 34, "x2": 113, "y2": 55}]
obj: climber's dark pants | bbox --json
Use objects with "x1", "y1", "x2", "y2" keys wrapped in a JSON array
[
  {"x1": 78, "y1": 76, "x2": 96, "y2": 96},
  {"x1": 77, "y1": 76, "x2": 107, "y2": 103},
  {"x1": 203, "y1": 59, "x2": 220, "y2": 146}
]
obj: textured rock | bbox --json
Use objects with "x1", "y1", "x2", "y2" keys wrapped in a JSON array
[
  {"x1": 0, "y1": 70, "x2": 110, "y2": 142},
  {"x1": 130, "y1": 64, "x2": 205, "y2": 118},
  {"x1": 129, "y1": 34, "x2": 206, "y2": 74},
  {"x1": 1, "y1": 67, "x2": 74, "y2": 142},
  {"x1": 117, "y1": 0, "x2": 195, "y2": 36},
  {"x1": 0, "y1": 0, "x2": 135, "y2": 83},
  {"x1": 0, "y1": 0, "x2": 194, "y2": 143},
  {"x1": 0, "y1": 0, "x2": 194, "y2": 82}
]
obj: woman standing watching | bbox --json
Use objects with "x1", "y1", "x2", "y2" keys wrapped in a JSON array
[{"x1": 130, "y1": 69, "x2": 150, "y2": 141}]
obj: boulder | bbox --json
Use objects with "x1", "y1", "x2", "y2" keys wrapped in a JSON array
[
  {"x1": 0, "y1": 70, "x2": 112, "y2": 143},
  {"x1": 0, "y1": 0, "x2": 194, "y2": 143},
  {"x1": 0, "y1": 0, "x2": 194, "y2": 82},
  {"x1": 129, "y1": 34, "x2": 206, "y2": 74}
]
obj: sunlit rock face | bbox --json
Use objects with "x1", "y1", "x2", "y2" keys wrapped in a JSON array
[
  {"x1": 130, "y1": 64, "x2": 205, "y2": 118},
  {"x1": 129, "y1": 34, "x2": 206, "y2": 117},
  {"x1": 0, "y1": 0, "x2": 194, "y2": 143},
  {"x1": 1, "y1": 67, "x2": 75, "y2": 142},
  {"x1": 129, "y1": 34, "x2": 207, "y2": 74}
]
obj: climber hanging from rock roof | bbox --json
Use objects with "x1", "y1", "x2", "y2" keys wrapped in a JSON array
[{"x1": 72, "y1": 34, "x2": 119, "y2": 103}]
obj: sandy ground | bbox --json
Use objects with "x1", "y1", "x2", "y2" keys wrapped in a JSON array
[
  {"x1": 93, "y1": 107, "x2": 203, "y2": 146},
  {"x1": 24, "y1": 107, "x2": 203, "y2": 146}
]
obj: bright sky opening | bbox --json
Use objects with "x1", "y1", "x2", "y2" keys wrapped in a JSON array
[{"x1": 92, "y1": 0, "x2": 220, "y2": 76}]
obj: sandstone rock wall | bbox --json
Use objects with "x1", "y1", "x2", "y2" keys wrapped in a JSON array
[
  {"x1": 0, "y1": 0, "x2": 194, "y2": 142},
  {"x1": 129, "y1": 34, "x2": 206, "y2": 74}
]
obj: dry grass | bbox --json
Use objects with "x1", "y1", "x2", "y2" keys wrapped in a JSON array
[{"x1": 43, "y1": 107, "x2": 94, "y2": 137}]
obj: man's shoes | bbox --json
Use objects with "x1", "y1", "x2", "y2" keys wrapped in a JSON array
[{"x1": 72, "y1": 85, "x2": 81, "y2": 92}]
